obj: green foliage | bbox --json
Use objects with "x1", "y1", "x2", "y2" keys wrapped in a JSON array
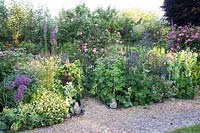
[
  {"x1": 90, "y1": 56, "x2": 131, "y2": 107},
  {"x1": 121, "y1": 8, "x2": 168, "y2": 46},
  {"x1": 0, "y1": 87, "x2": 16, "y2": 112},
  {"x1": 32, "y1": 89, "x2": 69, "y2": 126},
  {"x1": 22, "y1": 56, "x2": 60, "y2": 88},
  {"x1": 0, "y1": 49, "x2": 28, "y2": 82},
  {"x1": 127, "y1": 70, "x2": 173, "y2": 105},
  {"x1": 1, "y1": 103, "x2": 41, "y2": 131},
  {"x1": 146, "y1": 47, "x2": 167, "y2": 75},
  {"x1": 166, "y1": 49, "x2": 198, "y2": 99},
  {"x1": 170, "y1": 124, "x2": 200, "y2": 133},
  {"x1": 192, "y1": 63, "x2": 200, "y2": 84},
  {"x1": 19, "y1": 41, "x2": 37, "y2": 54},
  {"x1": 126, "y1": 48, "x2": 173, "y2": 105},
  {"x1": 0, "y1": 0, "x2": 8, "y2": 42},
  {"x1": 62, "y1": 82, "x2": 79, "y2": 113},
  {"x1": 56, "y1": 5, "x2": 123, "y2": 65},
  {"x1": 56, "y1": 60, "x2": 84, "y2": 97}
]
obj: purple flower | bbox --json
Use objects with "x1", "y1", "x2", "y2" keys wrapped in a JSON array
[
  {"x1": 169, "y1": 31, "x2": 175, "y2": 35},
  {"x1": 15, "y1": 75, "x2": 31, "y2": 86},
  {"x1": 18, "y1": 84, "x2": 27, "y2": 91},
  {"x1": 6, "y1": 81, "x2": 16, "y2": 89},
  {"x1": 14, "y1": 85, "x2": 27, "y2": 102},
  {"x1": 161, "y1": 73, "x2": 167, "y2": 78},
  {"x1": 50, "y1": 26, "x2": 56, "y2": 45},
  {"x1": 177, "y1": 45, "x2": 181, "y2": 50},
  {"x1": 192, "y1": 35, "x2": 198, "y2": 39}
]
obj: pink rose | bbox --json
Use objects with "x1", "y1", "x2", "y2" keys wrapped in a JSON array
[
  {"x1": 177, "y1": 38, "x2": 181, "y2": 43},
  {"x1": 92, "y1": 48, "x2": 97, "y2": 54}
]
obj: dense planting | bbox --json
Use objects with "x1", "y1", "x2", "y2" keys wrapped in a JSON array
[{"x1": 0, "y1": 0, "x2": 200, "y2": 132}]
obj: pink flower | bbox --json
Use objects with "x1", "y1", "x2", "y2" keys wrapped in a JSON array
[
  {"x1": 177, "y1": 38, "x2": 181, "y2": 43},
  {"x1": 186, "y1": 35, "x2": 189, "y2": 38},
  {"x1": 173, "y1": 24, "x2": 177, "y2": 27},
  {"x1": 170, "y1": 48, "x2": 174, "y2": 51},
  {"x1": 177, "y1": 45, "x2": 181, "y2": 50},
  {"x1": 182, "y1": 30, "x2": 186, "y2": 33},
  {"x1": 192, "y1": 35, "x2": 198, "y2": 39},
  {"x1": 80, "y1": 43, "x2": 87, "y2": 50},
  {"x1": 82, "y1": 45, "x2": 87, "y2": 49},
  {"x1": 118, "y1": 50, "x2": 124, "y2": 55},
  {"x1": 169, "y1": 31, "x2": 175, "y2": 35},
  {"x1": 66, "y1": 58, "x2": 70, "y2": 65},
  {"x1": 92, "y1": 48, "x2": 97, "y2": 54}
]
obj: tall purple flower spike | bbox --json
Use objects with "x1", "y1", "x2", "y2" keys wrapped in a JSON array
[
  {"x1": 50, "y1": 26, "x2": 56, "y2": 45},
  {"x1": 43, "y1": 19, "x2": 47, "y2": 33}
]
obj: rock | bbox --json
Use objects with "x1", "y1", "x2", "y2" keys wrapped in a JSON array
[
  {"x1": 74, "y1": 102, "x2": 82, "y2": 115},
  {"x1": 109, "y1": 98, "x2": 117, "y2": 109},
  {"x1": 143, "y1": 105, "x2": 150, "y2": 109},
  {"x1": 170, "y1": 98, "x2": 176, "y2": 101}
]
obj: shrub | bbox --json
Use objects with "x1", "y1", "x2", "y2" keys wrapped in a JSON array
[
  {"x1": 166, "y1": 49, "x2": 199, "y2": 98},
  {"x1": 90, "y1": 56, "x2": 132, "y2": 107},
  {"x1": 126, "y1": 48, "x2": 173, "y2": 105},
  {"x1": 19, "y1": 41, "x2": 38, "y2": 54},
  {"x1": 167, "y1": 25, "x2": 200, "y2": 52},
  {"x1": 22, "y1": 56, "x2": 60, "y2": 89},
  {"x1": 56, "y1": 60, "x2": 84, "y2": 98},
  {"x1": 31, "y1": 89, "x2": 69, "y2": 126},
  {"x1": 0, "y1": 49, "x2": 27, "y2": 82},
  {"x1": 162, "y1": 0, "x2": 200, "y2": 26},
  {"x1": 146, "y1": 47, "x2": 167, "y2": 75},
  {"x1": 0, "y1": 103, "x2": 41, "y2": 131},
  {"x1": 121, "y1": 8, "x2": 167, "y2": 46}
]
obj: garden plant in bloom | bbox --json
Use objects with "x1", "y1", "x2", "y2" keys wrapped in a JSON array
[{"x1": 167, "y1": 24, "x2": 200, "y2": 53}]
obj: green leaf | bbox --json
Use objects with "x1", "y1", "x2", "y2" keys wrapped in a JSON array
[{"x1": 0, "y1": 121, "x2": 8, "y2": 130}]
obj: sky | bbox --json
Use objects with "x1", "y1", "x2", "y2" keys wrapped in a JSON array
[{"x1": 32, "y1": 0, "x2": 164, "y2": 16}]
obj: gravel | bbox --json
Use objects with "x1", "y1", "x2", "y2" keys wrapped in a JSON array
[{"x1": 22, "y1": 97, "x2": 200, "y2": 133}]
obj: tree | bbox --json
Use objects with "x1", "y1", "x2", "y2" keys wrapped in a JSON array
[
  {"x1": 0, "y1": 0, "x2": 8, "y2": 42},
  {"x1": 162, "y1": 0, "x2": 200, "y2": 26}
]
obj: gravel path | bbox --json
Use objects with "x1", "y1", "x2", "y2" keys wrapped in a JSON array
[{"x1": 22, "y1": 97, "x2": 200, "y2": 133}]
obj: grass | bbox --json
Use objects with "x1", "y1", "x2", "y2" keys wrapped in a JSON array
[{"x1": 170, "y1": 124, "x2": 200, "y2": 133}]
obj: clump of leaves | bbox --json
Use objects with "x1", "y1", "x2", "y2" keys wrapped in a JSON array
[{"x1": 90, "y1": 56, "x2": 132, "y2": 107}]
